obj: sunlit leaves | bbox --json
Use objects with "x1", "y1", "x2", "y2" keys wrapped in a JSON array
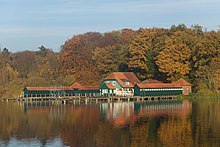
[
  {"x1": 156, "y1": 36, "x2": 191, "y2": 81},
  {"x1": 128, "y1": 28, "x2": 165, "y2": 80}
]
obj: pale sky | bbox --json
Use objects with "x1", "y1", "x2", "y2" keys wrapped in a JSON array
[{"x1": 0, "y1": 0, "x2": 220, "y2": 52}]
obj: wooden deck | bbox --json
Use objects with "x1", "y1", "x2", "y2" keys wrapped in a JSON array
[{"x1": 1, "y1": 95, "x2": 178, "y2": 104}]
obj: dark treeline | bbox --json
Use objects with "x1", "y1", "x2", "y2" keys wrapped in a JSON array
[{"x1": 0, "y1": 24, "x2": 220, "y2": 98}]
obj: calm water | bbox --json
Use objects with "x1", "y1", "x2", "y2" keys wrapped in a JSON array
[{"x1": 0, "y1": 98, "x2": 220, "y2": 147}]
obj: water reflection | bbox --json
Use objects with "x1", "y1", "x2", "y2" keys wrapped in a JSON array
[
  {"x1": 100, "y1": 100, "x2": 191, "y2": 127},
  {"x1": 0, "y1": 99, "x2": 220, "y2": 146}
]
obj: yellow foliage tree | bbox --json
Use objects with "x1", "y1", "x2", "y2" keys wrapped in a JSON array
[
  {"x1": 93, "y1": 46, "x2": 118, "y2": 78},
  {"x1": 156, "y1": 36, "x2": 191, "y2": 81},
  {"x1": 128, "y1": 28, "x2": 165, "y2": 80},
  {"x1": 158, "y1": 117, "x2": 192, "y2": 146}
]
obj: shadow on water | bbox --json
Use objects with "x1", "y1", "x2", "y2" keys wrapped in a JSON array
[{"x1": 0, "y1": 98, "x2": 220, "y2": 146}]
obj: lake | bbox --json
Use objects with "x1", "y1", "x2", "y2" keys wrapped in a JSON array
[{"x1": 0, "y1": 98, "x2": 220, "y2": 147}]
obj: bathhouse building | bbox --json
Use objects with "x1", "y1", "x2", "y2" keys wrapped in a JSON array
[
  {"x1": 134, "y1": 78, "x2": 192, "y2": 96},
  {"x1": 24, "y1": 82, "x2": 100, "y2": 97},
  {"x1": 100, "y1": 72, "x2": 192, "y2": 97},
  {"x1": 99, "y1": 72, "x2": 141, "y2": 96},
  {"x1": 172, "y1": 78, "x2": 192, "y2": 95},
  {"x1": 23, "y1": 86, "x2": 73, "y2": 97},
  {"x1": 134, "y1": 83, "x2": 183, "y2": 96},
  {"x1": 23, "y1": 72, "x2": 192, "y2": 98}
]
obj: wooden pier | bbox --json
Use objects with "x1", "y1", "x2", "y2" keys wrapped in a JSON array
[{"x1": 1, "y1": 95, "x2": 178, "y2": 104}]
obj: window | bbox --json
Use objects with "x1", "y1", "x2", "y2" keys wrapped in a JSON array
[
  {"x1": 102, "y1": 89, "x2": 108, "y2": 93},
  {"x1": 112, "y1": 81, "x2": 116, "y2": 86},
  {"x1": 125, "y1": 81, "x2": 130, "y2": 85}
]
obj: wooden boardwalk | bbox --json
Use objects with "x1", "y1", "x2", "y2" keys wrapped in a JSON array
[{"x1": 1, "y1": 95, "x2": 178, "y2": 104}]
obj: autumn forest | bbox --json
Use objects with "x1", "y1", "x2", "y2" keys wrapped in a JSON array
[{"x1": 0, "y1": 24, "x2": 220, "y2": 98}]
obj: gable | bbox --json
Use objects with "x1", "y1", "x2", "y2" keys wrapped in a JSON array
[
  {"x1": 104, "y1": 72, "x2": 141, "y2": 88},
  {"x1": 173, "y1": 78, "x2": 191, "y2": 86},
  {"x1": 70, "y1": 82, "x2": 82, "y2": 89},
  {"x1": 100, "y1": 79, "x2": 122, "y2": 89},
  {"x1": 100, "y1": 83, "x2": 115, "y2": 90}
]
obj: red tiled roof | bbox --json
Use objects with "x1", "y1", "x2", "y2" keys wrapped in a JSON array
[
  {"x1": 136, "y1": 83, "x2": 182, "y2": 89},
  {"x1": 106, "y1": 83, "x2": 115, "y2": 90},
  {"x1": 142, "y1": 79, "x2": 163, "y2": 84},
  {"x1": 70, "y1": 82, "x2": 82, "y2": 89},
  {"x1": 173, "y1": 78, "x2": 191, "y2": 86},
  {"x1": 104, "y1": 72, "x2": 141, "y2": 88},
  {"x1": 26, "y1": 86, "x2": 72, "y2": 91},
  {"x1": 105, "y1": 72, "x2": 126, "y2": 80},
  {"x1": 26, "y1": 81, "x2": 99, "y2": 91}
]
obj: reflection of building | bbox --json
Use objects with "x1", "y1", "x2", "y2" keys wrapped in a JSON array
[
  {"x1": 101, "y1": 100, "x2": 192, "y2": 127},
  {"x1": 136, "y1": 100, "x2": 192, "y2": 117},
  {"x1": 101, "y1": 102, "x2": 134, "y2": 120},
  {"x1": 25, "y1": 102, "x2": 66, "y2": 121},
  {"x1": 101, "y1": 102, "x2": 135, "y2": 127}
]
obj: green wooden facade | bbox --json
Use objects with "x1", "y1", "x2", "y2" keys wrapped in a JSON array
[
  {"x1": 99, "y1": 83, "x2": 115, "y2": 97},
  {"x1": 24, "y1": 87, "x2": 100, "y2": 97},
  {"x1": 134, "y1": 85, "x2": 182, "y2": 96},
  {"x1": 100, "y1": 80, "x2": 122, "y2": 88},
  {"x1": 74, "y1": 89, "x2": 100, "y2": 97},
  {"x1": 24, "y1": 85, "x2": 183, "y2": 97},
  {"x1": 24, "y1": 87, "x2": 74, "y2": 97}
]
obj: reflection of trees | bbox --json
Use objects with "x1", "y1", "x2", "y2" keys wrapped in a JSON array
[
  {"x1": 98, "y1": 100, "x2": 193, "y2": 146},
  {"x1": 0, "y1": 102, "x2": 60, "y2": 146},
  {"x1": 60, "y1": 106, "x2": 100, "y2": 147},
  {"x1": 0, "y1": 103, "x2": 24, "y2": 140},
  {"x1": 193, "y1": 99, "x2": 220, "y2": 146},
  {"x1": 1, "y1": 99, "x2": 220, "y2": 146},
  {"x1": 130, "y1": 122, "x2": 149, "y2": 147},
  {"x1": 95, "y1": 122, "x2": 130, "y2": 147},
  {"x1": 158, "y1": 117, "x2": 192, "y2": 146},
  {"x1": 95, "y1": 123, "x2": 116, "y2": 147},
  {"x1": 17, "y1": 109, "x2": 60, "y2": 140}
]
